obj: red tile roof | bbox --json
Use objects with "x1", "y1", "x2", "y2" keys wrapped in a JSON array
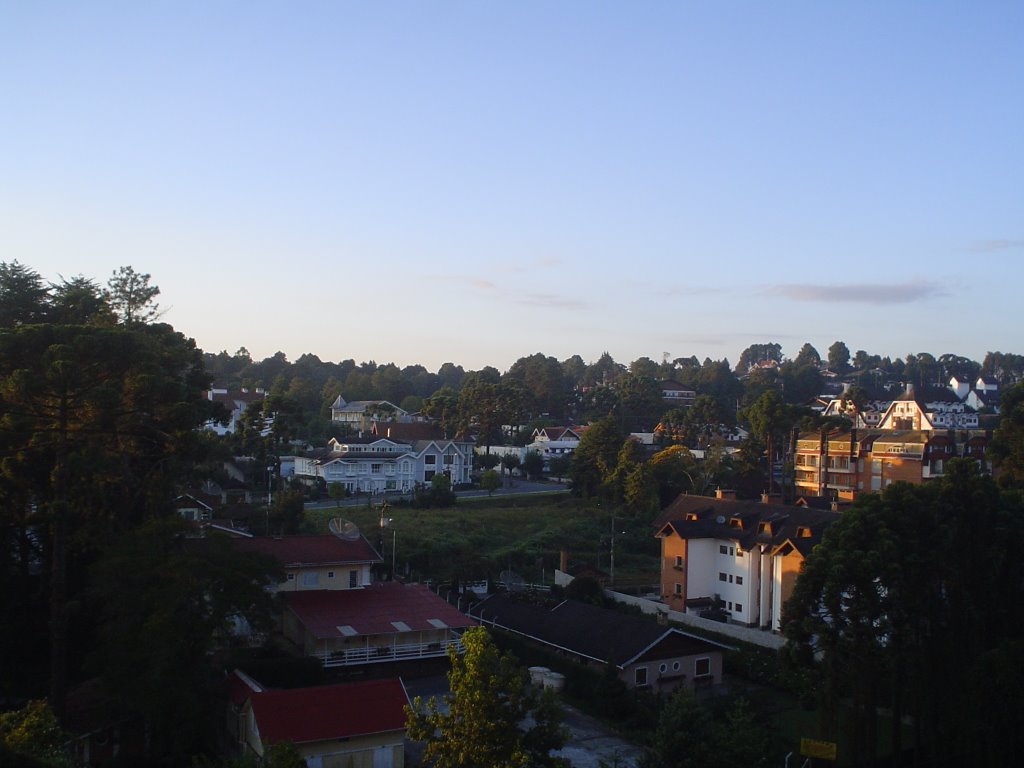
[
  {"x1": 250, "y1": 677, "x2": 408, "y2": 744},
  {"x1": 226, "y1": 670, "x2": 263, "y2": 706},
  {"x1": 284, "y1": 582, "x2": 476, "y2": 640},
  {"x1": 231, "y1": 534, "x2": 381, "y2": 567}
]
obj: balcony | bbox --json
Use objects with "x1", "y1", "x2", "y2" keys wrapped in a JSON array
[{"x1": 317, "y1": 637, "x2": 465, "y2": 668}]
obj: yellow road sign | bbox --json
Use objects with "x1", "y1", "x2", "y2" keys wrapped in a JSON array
[{"x1": 800, "y1": 737, "x2": 838, "y2": 761}]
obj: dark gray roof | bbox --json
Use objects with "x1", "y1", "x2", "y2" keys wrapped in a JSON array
[
  {"x1": 468, "y1": 594, "x2": 728, "y2": 667},
  {"x1": 652, "y1": 494, "x2": 840, "y2": 553}
]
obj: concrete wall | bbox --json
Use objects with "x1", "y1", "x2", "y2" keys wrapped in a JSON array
[{"x1": 604, "y1": 589, "x2": 785, "y2": 650}]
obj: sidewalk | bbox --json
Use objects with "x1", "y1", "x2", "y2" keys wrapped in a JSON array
[{"x1": 555, "y1": 702, "x2": 645, "y2": 768}]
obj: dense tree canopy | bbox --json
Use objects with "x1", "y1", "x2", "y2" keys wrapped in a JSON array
[
  {"x1": 782, "y1": 461, "x2": 1024, "y2": 767},
  {"x1": 992, "y1": 381, "x2": 1024, "y2": 488}
]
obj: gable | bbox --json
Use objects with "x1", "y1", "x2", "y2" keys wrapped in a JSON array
[
  {"x1": 468, "y1": 594, "x2": 724, "y2": 667},
  {"x1": 230, "y1": 534, "x2": 381, "y2": 567},
  {"x1": 249, "y1": 677, "x2": 408, "y2": 744}
]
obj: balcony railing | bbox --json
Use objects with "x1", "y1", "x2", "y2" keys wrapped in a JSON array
[{"x1": 317, "y1": 637, "x2": 465, "y2": 668}]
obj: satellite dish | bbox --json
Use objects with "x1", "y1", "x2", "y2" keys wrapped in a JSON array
[
  {"x1": 328, "y1": 518, "x2": 361, "y2": 541},
  {"x1": 715, "y1": 515, "x2": 726, "y2": 524}
]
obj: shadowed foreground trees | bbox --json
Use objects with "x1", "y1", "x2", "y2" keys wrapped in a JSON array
[
  {"x1": 640, "y1": 687, "x2": 771, "y2": 768},
  {"x1": 90, "y1": 518, "x2": 280, "y2": 763},
  {"x1": 406, "y1": 626, "x2": 567, "y2": 768},
  {"x1": 0, "y1": 321, "x2": 218, "y2": 715},
  {"x1": 782, "y1": 460, "x2": 1024, "y2": 767}
]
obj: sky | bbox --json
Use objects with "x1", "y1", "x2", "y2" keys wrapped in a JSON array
[{"x1": 2, "y1": 1, "x2": 1022, "y2": 373}]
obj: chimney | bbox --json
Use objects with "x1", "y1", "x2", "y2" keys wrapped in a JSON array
[
  {"x1": 559, "y1": 549, "x2": 568, "y2": 572},
  {"x1": 715, "y1": 488, "x2": 737, "y2": 501}
]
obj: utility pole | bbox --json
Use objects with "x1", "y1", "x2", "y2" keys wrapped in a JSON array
[
  {"x1": 609, "y1": 514, "x2": 616, "y2": 586},
  {"x1": 378, "y1": 500, "x2": 391, "y2": 579}
]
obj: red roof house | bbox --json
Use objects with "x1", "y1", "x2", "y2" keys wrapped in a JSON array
[
  {"x1": 231, "y1": 673, "x2": 409, "y2": 767},
  {"x1": 230, "y1": 534, "x2": 382, "y2": 591},
  {"x1": 282, "y1": 582, "x2": 476, "y2": 667}
]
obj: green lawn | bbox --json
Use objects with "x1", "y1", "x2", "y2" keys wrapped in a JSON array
[{"x1": 304, "y1": 496, "x2": 661, "y2": 585}]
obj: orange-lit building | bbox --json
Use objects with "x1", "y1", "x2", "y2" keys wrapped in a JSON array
[
  {"x1": 794, "y1": 388, "x2": 991, "y2": 500},
  {"x1": 653, "y1": 491, "x2": 839, "y2": 630}
]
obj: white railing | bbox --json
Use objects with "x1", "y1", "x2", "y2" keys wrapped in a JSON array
[{"x1": 317, "y1": 637, "x2": 464, "y2": 668}]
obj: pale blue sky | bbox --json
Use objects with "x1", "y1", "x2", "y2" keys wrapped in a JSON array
[{"x1": 2, "y1": 1, "x2": 1022, "y2": 371}]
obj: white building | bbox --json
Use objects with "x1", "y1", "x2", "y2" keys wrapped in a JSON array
[
  {"x1": 319, "y1": 430, "x2": 473, "y2": 494},
  {"x1": 654, "y1": 491, "x2": 839, "y2": 631}
]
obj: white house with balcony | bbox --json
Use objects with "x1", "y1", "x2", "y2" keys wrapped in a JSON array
[
  {"x1": 319, "y1": 429, "x2": 474, "y2": 494},
  {"x1": 329, "y1": 396, "x2": 408, "y2": 431}
]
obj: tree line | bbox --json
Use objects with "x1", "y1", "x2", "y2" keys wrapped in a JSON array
[{"x1": 0, "y1": 262, "x2": 282, "y2": 764}]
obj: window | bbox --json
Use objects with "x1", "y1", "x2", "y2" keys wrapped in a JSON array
[
  {"x1": 327, "y1": 571, "x2": 335, "y2": 579},
  {"x1": 444, "y1": 455, "x2": 454, "y2": 465},
  {"x1": 736, "y1": 576, "x2": 743, "y2": 585},
  {"x1": 674, "y1": 583, "x2": 682, "y2": 595},
  {"x1": 694, "y1": 657, "x2": 711, "y2": 677},
  {"x1": 729, "y1": 546, "x2": 735, "y2": 556},
  {"x1": 674, "y1": 555, "x2": 683, "y2": 568},
  {"x1": 728, "y1": 601, "x2": 733, "y2": 610},
  {"x1": 286, "y1": 573, "x2": 295, "y2": 581},
  {"x1": 719, "y1": 544, "x2": 728, "y2": 554},
  {"x1": 425, "y1": 455, "x2": 436, "y2": 465},
  {"x1": 349, "y1": 570, "x2": 358, "y2": 588},
  {"x1": 371, "y1": 463, "x2": 382, "y2": 473},
  {"x1": 735, "y1": 603, "x2": 743, "y2": 612},
  {"x1": 718, "y1": 572, "x2": 727, "y2": 582},
  {"x1": 672, "y1": 661, "x2": 680, "y2": 672},
  {"x1": 728, "y1": 574, "x2": 734, "y2": 583},
  {"x1": 301, "y1": 571, "x2": 319, "y2": 587},
  {"x1": 634, "y1": 667, "x2": 648, "y2": 686},
  {"x1": 659, "y1": 663, "x2": 668, "y2": 673}
]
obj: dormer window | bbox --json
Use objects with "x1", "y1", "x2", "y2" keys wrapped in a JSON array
[
  {"x1": 728, "y1": 518, "x2": 742, "y2": 529},
  {"x1": 685, "y1": 513, "x2": 698, "y2": 521},
  {"x1": 796, "y1": 526, "x2": 812, "y2": 538},
  {"x1": 758, "y1": 521, "x2": 773, "y2": 535}
]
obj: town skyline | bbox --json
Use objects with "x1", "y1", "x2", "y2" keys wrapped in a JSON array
[{"x1": 3, "y1": 2, "x2": 1022, "y2": 371}]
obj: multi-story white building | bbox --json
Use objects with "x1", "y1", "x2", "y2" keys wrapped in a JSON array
[
  {"x1": 654, "y1": 491, "x2": 839, "y2": 631},
  {"x1": 318, "y1": 426, "x2": 473, "y2": 494}
]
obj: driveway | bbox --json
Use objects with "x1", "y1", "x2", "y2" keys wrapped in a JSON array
[{"x1": 402, "y1": 676, "x2": 644, "y2": 768}]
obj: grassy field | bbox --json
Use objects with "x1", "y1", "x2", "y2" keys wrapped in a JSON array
[{"x1": 304, "y1": 495, "x2": 661, "y2": 586}]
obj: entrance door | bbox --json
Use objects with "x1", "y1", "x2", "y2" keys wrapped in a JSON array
[{"x1": 372, "y1": 746, "x2": 393, "y2": 768}]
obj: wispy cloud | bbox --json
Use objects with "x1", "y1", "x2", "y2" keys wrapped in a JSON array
[
  {"x1": 967, "y1": 239, "x2": 1024, "y2": 253},
  {"x1": 768, "y1": 280, "x2": 945, "y2": 305},
  {"x1": 512, "y1": 292, "x2": 590, "y2": 311},
  {"x1": 423, "y1": 274, "x2": 587, "y2": 311},
  {"x1": 656, "y1": 284, "x2": 724, "y2": 298}
]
